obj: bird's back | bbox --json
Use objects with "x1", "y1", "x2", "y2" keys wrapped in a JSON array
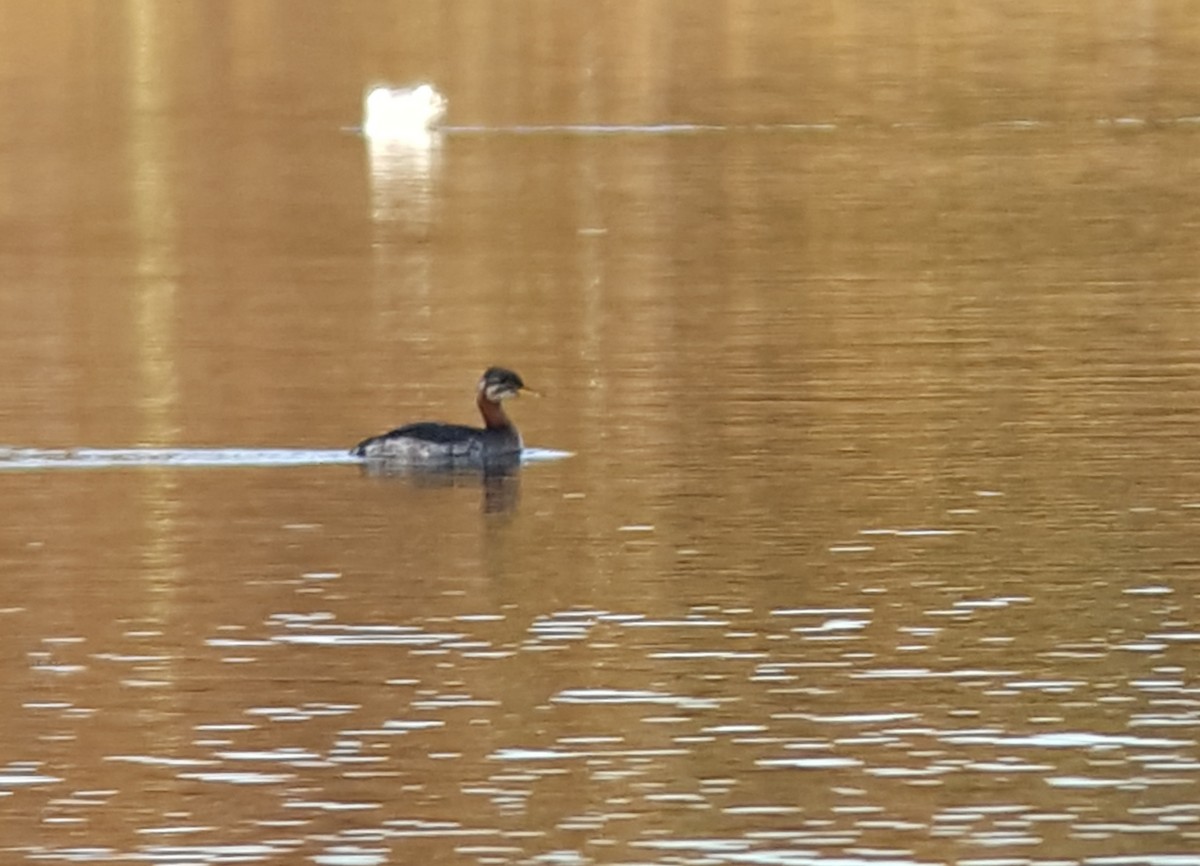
[{"x1": 351, "y1": 422, "x2": 520, "y2": 463}]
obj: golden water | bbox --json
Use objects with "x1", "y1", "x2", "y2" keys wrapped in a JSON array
[{"x1": 2, "y1": 2, "x2": 1200, "y2": 863}]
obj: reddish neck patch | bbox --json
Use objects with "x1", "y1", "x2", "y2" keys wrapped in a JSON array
[{"x1": 477, "y1": 393, "x2": 512, "y2": 430}]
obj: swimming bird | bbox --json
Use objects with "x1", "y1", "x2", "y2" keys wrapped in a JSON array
[{"x1": 352, "y1": 367, "x2": 535, "y2": 465}]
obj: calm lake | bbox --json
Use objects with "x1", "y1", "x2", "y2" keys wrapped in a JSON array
[{"x1": 2, "y1": 2, "x2": 1200, "y2": 864}]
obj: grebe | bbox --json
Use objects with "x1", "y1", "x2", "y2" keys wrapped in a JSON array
[{"x1": 352, "y1": 367, "x2": 536, "y2": 464}]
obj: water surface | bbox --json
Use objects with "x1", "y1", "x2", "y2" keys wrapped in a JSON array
[{"x1": 2, "y1": 2, "x2": 1200, "y2": 864}]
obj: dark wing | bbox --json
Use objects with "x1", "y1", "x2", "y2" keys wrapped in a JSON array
[{"x1": 379, "y1": 422, "x2": 480, "y2": 444}]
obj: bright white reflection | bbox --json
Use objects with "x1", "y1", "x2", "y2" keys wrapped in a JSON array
[
  {"x1": 363, "y1": 84, "x2": 445, "y2": 227},
  {"x1": 363, "y1": 83, "x2": 446, "y2": 139}
]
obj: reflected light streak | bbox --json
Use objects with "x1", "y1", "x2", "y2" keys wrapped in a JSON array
[
  {"x1": 363, "y1": 84, "x2": 445, "y2": 225},
  {"x1": 130, "y1": 0, "x2": 184, "y2": 664},
  {"x1": 131, "y1": 0, "x2": 180, "y2": 442},
  {"x1": 363, "y1": 84, "x2": 445, "y2": 337}
]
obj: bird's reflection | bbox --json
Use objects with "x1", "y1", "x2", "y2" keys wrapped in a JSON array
[{"x1": 358, "y1": 456, "x2": 521, "y2": 515}]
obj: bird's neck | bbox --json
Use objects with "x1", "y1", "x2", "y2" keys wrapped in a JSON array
[{"x1": 477, "y1": 393, "x2": 512, "y2": 430}]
